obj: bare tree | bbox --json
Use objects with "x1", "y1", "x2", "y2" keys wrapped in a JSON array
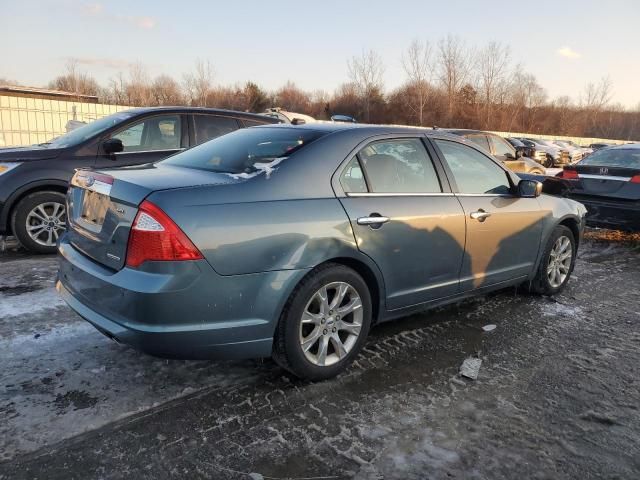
[
  {"x1": 125, "y1": 62, "x2": 152, "y2": 106},
  {"x1": 581, "y1": 76, "x2": 613, "y2": 135},
  {"x1": 477, "y1": 41, "x2": 511, "y2": 127},
  {"x1": 183, "y1": 59, "x2": 214, "y2": 106},
  {"x1": 275, "y1": 81, "x2": 310, "y2": 112},
  {"x1": 151, "y1": 74, "x2": 184, "y2": 105},
  {"x1": 48, "y1": 58, "x2": 100, "y2": 98},
  {"x1": 402, "y1": 39, "x2": 433, "y2": 125},
  {"x1": 436, "y1": 35, "x2": 471, "y2": 124},
  {"x1": 347, "y1": 49, "x2": 385, "y2": 122}
]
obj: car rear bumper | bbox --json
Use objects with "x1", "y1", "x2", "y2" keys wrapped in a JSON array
[
  {"x1": 572, "y1": 197, "x2": 640, "y2": 231},
  {"x1": 57, "y1": 236, "x2": 308, "y2": 359}
]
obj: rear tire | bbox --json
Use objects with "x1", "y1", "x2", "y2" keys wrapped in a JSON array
[
  {"x1": 11, "y1": 191, "x2": 66, "y2": 254},
  {"x1": 544, "y1": 155, "x2": 554, "y2": 168},
  {"x1": 273, "y1": 263, "x2": 372, "y2": 381},
  {"x1": 529, "y1": 225, "x2": 576, "y2": 295}
]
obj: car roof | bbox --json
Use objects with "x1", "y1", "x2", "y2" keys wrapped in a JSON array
[
  {"x1": 607, "y1": 143, "x2": 640, "y2": 150},
  {"x1": 121, "y1": 106, "x2": 280, "y2": 121}
]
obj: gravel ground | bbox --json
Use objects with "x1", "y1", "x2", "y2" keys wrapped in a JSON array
[{"x1": 0, "y1": 230, "x2": 639, "y2": 479}]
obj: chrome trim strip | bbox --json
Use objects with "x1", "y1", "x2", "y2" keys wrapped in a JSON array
[
  {"x1": 455, "y1": 193, "x2": 516, "y2": 198},
  {"x1": 578, "y1": 174, "x2": 631, "y2": 182},
  {"x1": 346, "y1": 192, "x2": 453, "y2": 197},
  {"x1": 113, "y1": 148, "x2": 185, "y2": 155}
]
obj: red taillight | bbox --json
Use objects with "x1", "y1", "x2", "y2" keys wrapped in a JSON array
[
  {"x1": 126, "y1": 200, "x2": 203, "y2": 268},
  {"x1": 630, "y1": 175, "x2": 640, "y2": 184},
  {"x1": 560, "y1": 168, "x2": 579, "y2": 180}
]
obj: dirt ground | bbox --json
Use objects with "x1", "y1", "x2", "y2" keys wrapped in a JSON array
[{"x1": 0, "y1": 229, "x2": 639, "y2": 479}]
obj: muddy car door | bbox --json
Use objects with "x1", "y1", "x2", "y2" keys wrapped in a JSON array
[
  {"x1": 432, "y1": 138, "x2": 545, "y2": 291},
  {"x1": 337, "y1": 137, "x2": 466, "y2": 310}
]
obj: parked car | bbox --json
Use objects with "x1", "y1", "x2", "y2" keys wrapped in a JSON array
[
  {"x1": 506, "y1": 137, "x2": 532, "y2": 157},
  {"x1": 519, "y1": 138, "x2": 570, "y2": 167},
  {"x1": 263, "y1": 107, "x2": 317, "y2": 125},
  {"x1": 557, "y1": 143, "x2": 640, "y2": 231},
  {"x1": 445, "y1": 130, "x2": 545, "y2": 174},
  {"x1": 0, "y1": 107, "x2": 279, "y2": 253},
  {"x1": 589, "y1": 143, "x2": 615, "y2": 150},
  {"x1": 552, "y1": 140, "x2": 589, "y2": 163},
  {"x1": 57, "y1": 124, "x2": 586, "y2": 380}
]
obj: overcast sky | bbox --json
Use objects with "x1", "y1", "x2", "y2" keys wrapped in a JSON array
[{"x1": 3, "y1": 0, "x2": 639, "y2": 107}]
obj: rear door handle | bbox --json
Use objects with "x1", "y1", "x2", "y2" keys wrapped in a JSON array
[
  {"x1": 470, "y1": 210, "x2": 491, "y2": 222},
  {"x1": 357, "y1": 215, "x2": 390, "y2": 226}
]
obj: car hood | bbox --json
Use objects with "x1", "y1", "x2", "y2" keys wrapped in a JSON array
[{"x1": 0, "y1": 145, "x2": 65, "y2": 161}]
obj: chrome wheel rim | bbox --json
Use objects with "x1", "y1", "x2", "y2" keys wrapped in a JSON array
[
  {"x1": 26, "y1": 202, "x2": 66, "y2": 247},
  {"x1": 299, "y1": 281, "x2": 363, "y2": 367},
  {"x1": 547, "y1": 235, "x2": 572, "y2": 288}
]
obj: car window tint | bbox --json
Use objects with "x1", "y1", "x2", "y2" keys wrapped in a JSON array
[
  {"x1": 466, "y1": 134, "x2": 490, "y2": 151},
  {"x1": 162, "y1": 127, "x2": 326, "y2": 174},
  {"x1": 489, "y1": 135, "x2": 513, "y2": 156},
  {"x1": 358, "y1": 139, "x2": 441, "y2": 193},
  {"x1": 340, "y1": 157, "x2": 368, "y2": 193},
  {"x1": 242, "y1": 118, "x2": 271, "y2": 127},
  {"x1": 194, "y1": 115, "x2": 238, "y2": 145},
  {"x1": 113, "y1": 115, "x2": 181, "y2": 152},
  {"x1": 435, "y1": 140, "x2": 511, "y2": 195},
  {"x1": 579, "y1": 149, "x2": 640, "y2": 168}
]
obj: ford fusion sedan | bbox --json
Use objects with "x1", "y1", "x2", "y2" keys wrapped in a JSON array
[
  {"x1": 57, "y1": 124, "x2": 586, "y2": 380},
  {"x1": 557, "y1": 143, "x2": 640, "y2": 231},
  {"x1": 0, "y1": 107, "x2": 279, "y2": 253}
]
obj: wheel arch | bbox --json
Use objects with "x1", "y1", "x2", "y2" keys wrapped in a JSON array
[{"x1": 2, "y1": 180, "x2": 68, "y2": 234}]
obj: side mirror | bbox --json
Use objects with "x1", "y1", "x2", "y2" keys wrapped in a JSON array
[
  {"x1": 505, "y1": 151, "x2": 516, "y2": 160},
  {"x1": 518, "y1": 179, "x2": 543, "y2": 198},
  {"x1": 103, "y1": 138, "x2": 124, "y2": 155},
  {"x1": 291, "y1": 118, "x2": 306, "y2": 125}
]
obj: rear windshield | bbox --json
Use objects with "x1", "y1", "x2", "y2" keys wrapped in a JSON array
[
  {"x1": 161, "y1": 127, "x2": 326, "y2": 175},
  {"x1": 579, "y1": 149, "x2": 640, "y2": 169}
]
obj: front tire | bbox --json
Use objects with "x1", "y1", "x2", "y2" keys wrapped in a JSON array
[
  {"x1": 273, "y1": 263, "x2": 372, "y2": 381},
  {"x1": 529, "y1": 225, "x2": 576, "y2": 295},
  {"x1": 11, "y1": 191, "x2": 67, "y2": 254},
  {"x1": 544, "y1": 155, "x2": 554, "y2": 168}
]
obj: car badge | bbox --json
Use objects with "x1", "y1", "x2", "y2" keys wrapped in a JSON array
[{"x1": 599, "y1": 167, "x2": 608, "y2": 175}]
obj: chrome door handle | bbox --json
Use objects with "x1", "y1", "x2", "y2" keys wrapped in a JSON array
[
  {"x1": 357, "y1": 216, "x2": 390, "y2": 226},
  {"x1": 470, "y1": 210, "x2": 491, "y2": 222}
]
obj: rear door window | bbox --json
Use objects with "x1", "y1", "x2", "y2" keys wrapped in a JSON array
[
  {"x1": 193, "y1": 115, "x2": 240, "y2": 145},
  {"x1": 357, "y1": 138, "x2": 442, "y2": 193},
  {"x1": 435, "y1": 139, "x2": 511, "y2": 195}
]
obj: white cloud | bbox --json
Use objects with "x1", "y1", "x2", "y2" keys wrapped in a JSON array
[
  {"x1": 557, "y1": 46, "x2": 581, "y2": 59},
  {"x1": 70, "y1": 56, "x2": 134, "y2": 69},
  {"x1": 80, "y1": 2, "x2": 156, "y2": 30}
]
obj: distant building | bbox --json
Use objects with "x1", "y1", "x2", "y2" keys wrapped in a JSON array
[{"x1": 0, "y1": 85, "x2": 129, "y2": 147}]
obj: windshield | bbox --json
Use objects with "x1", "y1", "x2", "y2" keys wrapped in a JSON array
[
  {"x1": 161, "y1": 127, "x2": 326, "y2": 175},
  {"x1": 42, "y1": 111, "x2": 136, "y2": 148},
  {"x1": 579, "y1": 149, "x2": 640, "y2": 169}
]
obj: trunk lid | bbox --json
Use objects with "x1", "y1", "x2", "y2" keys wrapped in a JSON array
[
  {"x1": 66, "y1": 163, "x2": 240, "y2": 270},
  {"x1": 573, "y1": 164, "x2": 640, "y2": 199}
]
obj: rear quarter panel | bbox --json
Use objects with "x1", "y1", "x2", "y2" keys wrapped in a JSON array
[{"x1": 147, "y1": 192, "x2": 361, "y2": 276}]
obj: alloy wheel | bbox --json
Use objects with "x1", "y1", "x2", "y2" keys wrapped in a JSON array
[
  {"x1": 547, "y1": 235, "x2": 572, "y2": 288},
  {"x1": 299, "y1": 281, "x2": 363, "y2": 367},
  {"x1": 26, "y1": 201, "x2": 66, "y2": 247}
]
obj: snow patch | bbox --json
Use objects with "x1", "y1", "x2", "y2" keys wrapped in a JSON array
[
  {"x1": 224, "y1": 157, "x2": 287, "y2": 180},
  {"x1": 540, "y1": 302, "x2": 583, "y2": 318},
  {"x1": 0, "y1": 287, "x2": 65, "y2": 318}
]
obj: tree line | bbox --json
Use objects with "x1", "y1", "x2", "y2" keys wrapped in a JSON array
[{"x1": 9, "y1": 35, "x2": 640, "y2": 140}]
